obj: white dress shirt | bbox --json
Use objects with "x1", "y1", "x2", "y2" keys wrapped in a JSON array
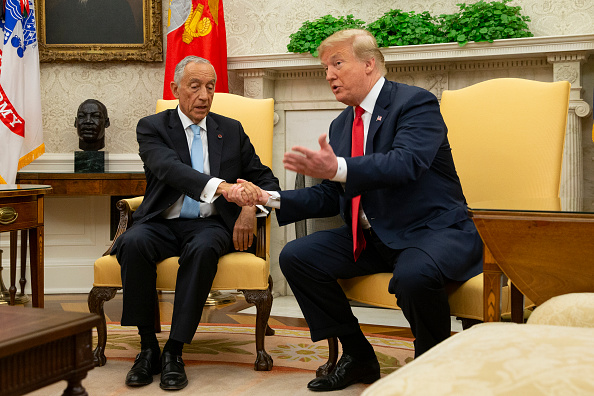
[{"x1": 161, "y1": 107, "x2": 225, "y2": 219}]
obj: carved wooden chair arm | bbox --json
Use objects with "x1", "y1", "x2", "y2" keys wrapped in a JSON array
[
  {"x1": 103, "y1": 196, "x2": 143, "y2": 256},
  {"x1": 255, "y1": 216, "x2": 267, "y2": 260},
  {"x1": 103, "y1": 195, "x2": 268, "y2": 260}
]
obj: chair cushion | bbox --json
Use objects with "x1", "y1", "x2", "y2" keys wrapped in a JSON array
[
  {"x1": 339, "y1": 273, "x2": 528, "y2": 321},
  {"x1": 93, "y1": 252, "x2": 269, "y2": 291},
  {"x1": 339, "y1": 273, "x2": 398, "y2": 309},
  {"x1": 527, "y1": 293, "x2": 594, "y2": 328},
  {"x1": 362, "y1": 322, "x2": 594, "y2": 396},
  {"x1": 339, "y1": 274, "x2": 486, "y2": 318},
  {"x1": 446, "y1": 274, "x2": 484, "y2": 320}
]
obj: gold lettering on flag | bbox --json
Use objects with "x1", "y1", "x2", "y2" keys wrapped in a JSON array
[
  {"x1": 0, "y1": 84, "x2": 25, "y2": 137},
  {"x1": 183, "y1": 3, "x2": 212, "y2": 44}
]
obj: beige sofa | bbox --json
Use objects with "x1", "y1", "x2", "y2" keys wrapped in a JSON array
[{"x1": 362, "y1": 293, "x2": 594, "y2": 396}]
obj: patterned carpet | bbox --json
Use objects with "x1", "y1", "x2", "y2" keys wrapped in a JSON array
[
  {"x1": 30, "y1": 322, "x2": 415, "y2": 396},
  {"x1": 21, "y1": 292, "x2": 417, "y2": 395},
  {"x1": 103, "y1": 322, "x2": 414, "y2": 373}
]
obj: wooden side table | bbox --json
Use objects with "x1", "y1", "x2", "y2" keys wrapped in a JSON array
[
  {"x1": 16, "y1": 172, "x2": 146, "y2": 196},
  {"x1": 0, "y1": 306, "x2": 100, "y2": 396},
  {"x1": 469, "y1": 201, "x2": 594, "y2": 323},
  {"x1": 0, "y1": 185, "x2": 51, "y2": 307}
]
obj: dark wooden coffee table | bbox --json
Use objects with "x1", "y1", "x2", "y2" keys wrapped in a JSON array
[{"x1": 0, "y1": 306, "x2": 100, "y2": 396}]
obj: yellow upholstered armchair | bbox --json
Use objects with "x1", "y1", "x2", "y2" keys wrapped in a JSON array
[
  {"x1": 88, "y1": 93, "x2": 276, "y2": 371},
  {"x1": 299, "y1": 78, "x2": 570, "y2": 376}
]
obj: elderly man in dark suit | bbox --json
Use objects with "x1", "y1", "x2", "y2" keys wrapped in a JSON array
[
  {"x1": 113, "y1": 56, "x2": 279, "y2": 391},
  {"x1": 230, "y1": 29, "x2": 483, "y2": 392}
]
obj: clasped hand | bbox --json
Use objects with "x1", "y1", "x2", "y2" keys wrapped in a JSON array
[
  {"x1": 222, "y1": 134, "x2": 337, "y2": 207},
  {"x1": 222, "y1": 179, "x2": 270, "y2": 206}
]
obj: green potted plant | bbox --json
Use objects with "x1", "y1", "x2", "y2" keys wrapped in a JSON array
[
  {"x1": 287, "y1": 14, "x2": 366, "y2": 57},
  {"x1": 438, "y1": 0, "x2": 533, "y2": 46},
  {"x1": 286, "y1": 1, "x2": 533, "y2": 55},
  {"x1": 367, "y1": 9, "x2": 446, "y2": 47}
]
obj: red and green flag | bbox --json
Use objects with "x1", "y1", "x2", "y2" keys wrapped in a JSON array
[{"x1": 163, "y1": 0, "x2": 228, "y2": 99}]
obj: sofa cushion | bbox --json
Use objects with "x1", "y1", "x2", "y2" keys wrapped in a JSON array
[
  {"x1": 362, "y1": 322, "x2": 594, "y2": 396},
  {"x1": 527, "y1": 293, "x2": 594, "y2": 328}
]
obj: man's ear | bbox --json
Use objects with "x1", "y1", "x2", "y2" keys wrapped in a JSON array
[
  {"x1": 74, "y1": 118, "x2": 78, "y2": 128},
  {"x1": 170, "y1": 81, "x2": 179, "y2": 99},
  {"x1": 104, "y1": 117, "x2": 111, "y2": 128},
  {"x1": 365, "y1": 57, "x2": 376, "y2": 75}
]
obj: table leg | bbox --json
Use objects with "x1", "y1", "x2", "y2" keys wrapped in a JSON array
[
  {"x1": 29, "y1": 226, "x2": 44, "y2": 308},
  {"x1": 9, "y1": 231, "x2": 17, "y2": 305},
  {"x1": 20, "y1": 230, "x2": 27, "y2": 296},
  {"x1": 0, "y1": 244, "x2": 8, "y2": 296},
  {"x1": 510, "y1": 282, "x2": 525, "y2": 323},
  {"x1": 483, "y1": 245, "x2": 504, "y2": 322},
  {"x1": 63, "y1": 374, "x2": 89, "y2": 396}
]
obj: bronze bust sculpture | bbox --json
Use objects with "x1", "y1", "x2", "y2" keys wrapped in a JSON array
[{"x1": 75, "y1": 99, "x2": 110, "y2": 151}]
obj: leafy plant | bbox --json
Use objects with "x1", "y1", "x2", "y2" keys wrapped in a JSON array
[
  {"x1": 286, "y1": 1, "x2": 534, "y2": 55},
  {"x1": 438, "y1": 0, "x2": 533, "y2": 46},
  {"x1": 287, "y1": 14, "x2": 366, "y2": 57},
  {"x1": 367, "y1": 9, "x2": 447, "y2": 47}
]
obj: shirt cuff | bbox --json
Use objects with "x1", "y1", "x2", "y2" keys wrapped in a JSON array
[
  {"x1": 265, "y1": 190, "x2": 281, "y2": 209},
  {"x1": 256, "y1": 205, "x2": 269, "y2": 217},
  {"x1": 331, "y1": 157, "x2": 347, "y2": 182},
  {"x1": 202, "y1": 177, "x2": 225, "y2": 203}
]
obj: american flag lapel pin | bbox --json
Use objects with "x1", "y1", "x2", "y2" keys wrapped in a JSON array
[{"x1": 376, "y1": 115, "x2": 382, "y2": 121}]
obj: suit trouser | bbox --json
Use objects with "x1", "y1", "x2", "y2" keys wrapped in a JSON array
[
  {"x1": 113, "y1": 216, "x2": 232, "y2": 344},
  {"x1": 279, "y1": 225, "x2": 451, "y2": 357}
]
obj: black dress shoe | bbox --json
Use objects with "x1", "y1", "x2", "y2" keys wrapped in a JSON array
[
  {"x1": 125, "y1": 348, "x2": 161, "y2": 387},
  {"x1": 160, "y1": 351, "x2": 188, "y2": 390},
  {"x1": 307, "y1": 354, "x2": 380, "y2": 392}
]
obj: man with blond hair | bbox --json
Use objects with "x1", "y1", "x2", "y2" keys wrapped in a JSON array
[{"x1": 231, "y1": 29, "x2": 483, "y2": 391}]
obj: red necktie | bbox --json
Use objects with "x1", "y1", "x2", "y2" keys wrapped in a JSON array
[{"x1": 351, "y1": 106, "x2": 366, "y2": 261}]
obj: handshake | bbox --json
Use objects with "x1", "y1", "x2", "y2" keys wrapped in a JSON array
[{"x1": 220, "y1": 179, "x2": 271, "y2": 207}]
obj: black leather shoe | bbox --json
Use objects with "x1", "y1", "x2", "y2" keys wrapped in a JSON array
[
  {"x1": 307, "y1": 354, "x2": 380, "y2": 392},
  {"x1": 160, "y1": 351, "x2": 188, "y2": 390},
  {"x1": 125, "y1": 348, "x2": 161, "y2": 387}
]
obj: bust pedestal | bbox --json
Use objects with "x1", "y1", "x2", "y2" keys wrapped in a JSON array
[{"x1": 74, "y1": 151, "x2": 105, "y2": 173}]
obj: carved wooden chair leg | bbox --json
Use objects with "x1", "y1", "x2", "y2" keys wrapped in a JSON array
[
  {"x1": 265, "y1": 323, "x2": 275, "y2": 336},
  {"x1": 242, "y1": 285, "x2": 274, "y2": 371},
  {"x1": 154, "y1": 291, "x2": 161, "y2": 333},
  {"x1": 265, "y1": 277, "x2": 275, "y2": 336},
  {"x1": 317, "y1": 337, "x2": 339, "y2": 377},
  {"x1": 88, "y1": 286, "x2": 119, "y2": 366}
]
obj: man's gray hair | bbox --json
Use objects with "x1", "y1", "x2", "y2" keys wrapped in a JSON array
[{"x1": 173, "y1": 56, "x2": 217, "y2": 85}]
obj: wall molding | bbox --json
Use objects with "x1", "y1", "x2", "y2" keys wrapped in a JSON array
[
  {"x1": 228, "y1": 34, "x2": 594, "y2": 72},
  {"x1": 19, "y1": 153, "x2": 143, "y2": 173}
]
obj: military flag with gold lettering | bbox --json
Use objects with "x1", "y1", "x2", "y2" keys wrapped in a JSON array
[
  {"x1": 163, "y1": 0, "x2": 228, "y2": 99},
  {"x1": 0, "y1": 0, "x2": 44, "y2": 184}
]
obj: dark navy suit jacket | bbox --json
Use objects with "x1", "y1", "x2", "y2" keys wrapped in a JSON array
[
  {"x1": 132, "y1": 108, "x2": 279, "y2": 232},
  {"x1": 277, "y1": 80, "x2": 482, "y2": 281}
]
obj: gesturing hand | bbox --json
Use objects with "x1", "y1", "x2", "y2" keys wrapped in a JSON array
[{"x1": 283, "y1": 134, "x2": 338, "y2": 179}]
